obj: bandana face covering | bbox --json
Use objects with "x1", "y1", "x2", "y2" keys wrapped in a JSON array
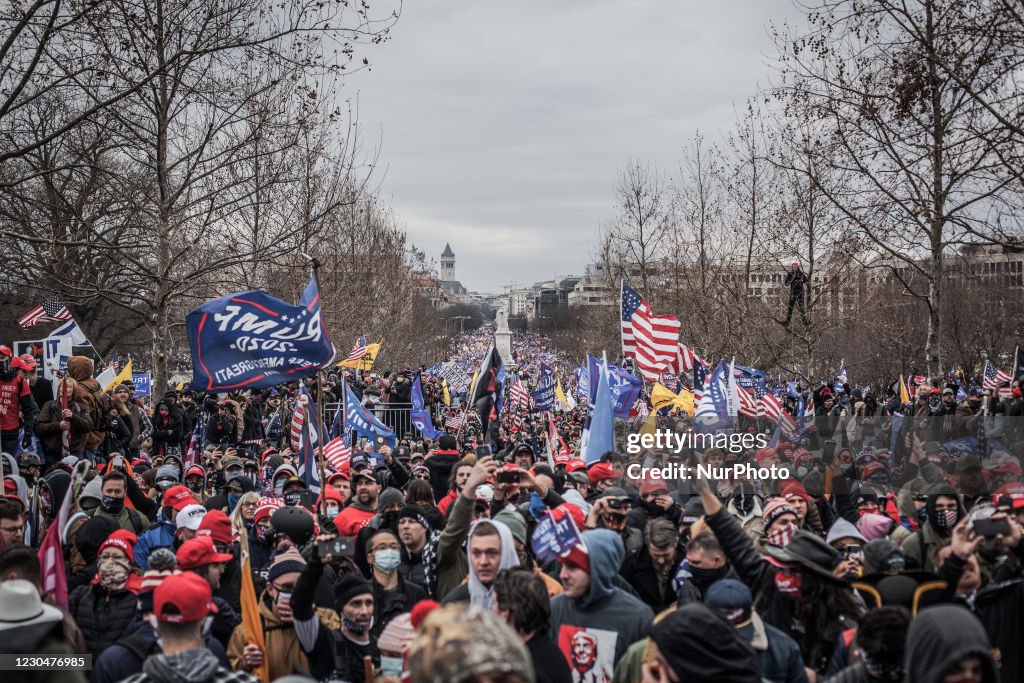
[
  {"x1": 933, "y1": 508, "x2": 958, "y2": 531},
  {"x1": 98, "y1": 557, "x2": 131, "y2": 590},
  {"x1": 100, "y1": 495, "x2": 125, "y2": 515},
  {"x1": 766, "y1": 521, "x2": 798, "y2": 548},
  {"x1": 342, "y1": 615, "x2": 373, "y2": 636}
]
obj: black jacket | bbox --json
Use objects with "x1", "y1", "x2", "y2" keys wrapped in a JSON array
[
  {"x1": 618, "y1": 544, "x2": 681, "y2": 612},
  {"x1": 371, "y1": 573, "x2": 428, "y2": 638},
  {"x1": 150, "y1": 402, "x2": 183, "y2": 455},
  {"x1": 68, "y1": 582, "x2": 138, "y2": 655},
  {"x1": 527, "y1": 633, "x2": 572, "y2": 683}
]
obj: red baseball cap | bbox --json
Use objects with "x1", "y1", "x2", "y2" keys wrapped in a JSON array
[
  {"x1": 154, "y1": 572, "x2": 219, "y2": 623},
  {"x1": 162, "y1": 485, "x2": 196, "y2": 512},
  {"x1": 185, "y1": 465, "x2": 205, "y2": 479},
  {"x1": 554, "y1": 451, "x2": 572, "y2": 466},
  {"x1": 176, "y1": 536, "x2": 233, "y2": 569},
  {"x1": 196, "y1": 509, "x2": 233, "y2": 546},
  {"x1": 18, "y1": 354, "x2": 36, "y2": 370},
  {"x1": 587, "y1": 462, "x2": 623, "y2": 485},
  {"x1": 565, "y1": 459, "x2": 588, "y2": 473},
  {"x1": 639, "y1": 476, "x2": 669, "y2": 496}
]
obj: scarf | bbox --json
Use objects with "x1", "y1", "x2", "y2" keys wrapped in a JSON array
[{"x1": 419, "y1": 529, "x2": 443, "y2": 598}]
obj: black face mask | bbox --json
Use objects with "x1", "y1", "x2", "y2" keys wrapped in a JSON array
[
  {"x1": 732, "y1": 490, "x2": 755, "y2": 516},
  {"x1": 689, "y1": 563, "x2": 729, "y2": 588},
  {"x1": 100, "y1": 495, "x2": 124, "y2": 515},
  {"x1": 641, "y1": 500, "x2": 665, "y2": 516},
  {"x1": 186, "y1": 479, "x2": 204, "y2": 493}
]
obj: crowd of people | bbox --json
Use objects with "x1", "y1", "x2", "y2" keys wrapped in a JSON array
[{"x1": 0, "y1": 335, "x2": 1022, "y2": 683}]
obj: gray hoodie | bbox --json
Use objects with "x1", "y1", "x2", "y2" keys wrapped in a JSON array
[
  {"x1": 904, "y1": 604, "x2": 998, "y2": 683},
  {"x1": 549, "y1": 529, "x2": 655, "y2": 664}
]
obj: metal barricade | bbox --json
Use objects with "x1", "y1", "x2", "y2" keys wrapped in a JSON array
[{"x1": 322, "y1": 401, "x2": 415, "y2": 440}]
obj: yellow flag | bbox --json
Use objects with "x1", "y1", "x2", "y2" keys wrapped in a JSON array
[
  {"x1": 443, "y1": 380, "x2": 451, "y2": 407},
  {"x1": 651, "y1": 382, "x2": 695, "y2": 415},
  {"x1": 469, "y1": 369, "x2": 479, "y2": 397},
  {"x1": 899, "y1": 374, "x2": 910, "y2": 404},
  {"x1": 104, "y1": 360, "x2": 133, "y2": 392},
  {"x1": 337, "y1": 338, "x2": 382, "y2": 371},
  {"x1": 239, "y1": 528, "x2": 269, "y2": 682},
  {"x1": 554, "y1": 378, "x2": 569, "y2": 409}
]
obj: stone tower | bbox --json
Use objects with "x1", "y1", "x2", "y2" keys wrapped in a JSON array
[{"x1": 440, "y1": 243, "x2": 455, "y2": 281}]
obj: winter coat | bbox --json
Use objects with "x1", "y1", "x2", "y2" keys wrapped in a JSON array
[
  {"x1": 119, "y1": 648, "x2": 259, "y2": 683},
  {"x1": 68, "y1": 582, "x2": 138, "y2": 655},
  {"x1": 133, "y1": 518, "x2": 177, "y2": 570},
  {"x1": 435, "y1": 493, "x2": 474, "y2": 600},
  {"x1": 65, "y1": 356, "x2": 109, "y2": 449},
  {"x1": 35, "y1": 399, "x2": 94, "y2": 459},
  {"x1": 618, "y1": 544, "x2": 680, "y2": 612},
  {"x1": 901, "y1": 483, "x2": 965, "y2": 573},
  {"x1": 226, "y1": 595, "x2": 339, "y2": 681},
  {"x1": 372, "y1": 574, "x2": 428, "y2": 637},
  {"x1": 150, "y1": 401, "x2": 183, "y2": 456},
  {"x1": 549, "y1": 529, "x2": 655, "y2": 664},
  {"x1": 91, "y1": 619, "x2": 229, "y2": 683}
]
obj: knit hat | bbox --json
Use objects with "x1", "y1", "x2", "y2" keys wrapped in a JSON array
[
  {"x1": 176, "y1": 504, "x2": 208, "y2": 531},
  {"x1": 492, "y1": 508, "x2": 527, "y2": 546},
  {"x1": 762, "y1": 498, "x2": 797, "y2": 528},
  {"x1": 408, "y1": 603, "x2": 534, "y2": 683},
  {"x1": 379, "y1": 487, "x2": 405, "y2": 511},
  {"x1": 378, "y1": 612, "x2": 415, "y2": 654},
  {"x1": 197, "y1": 509, "x2": 233, "y2": 545},
  {"x1": 781, "y1": 480, "x2": 811, "y2": 505},
  {"x1": 410, "y1": 599, "x2": 441, "y2": 628},
  {"x1": 333, "y1": 572, "x2": 373, "y2": 610},
  {"x1": 863, "y1": 538, "x2": 906, "y2": 575},
  {"x1": 254, "y1": 496, "x2": 283, "y2": 524},
  {"x1": 98, "y1": 529, "x2": 137, "y2": 560},
  {"x1": 648, "y1": 603, "x2": 761, "y2": 683},
  {"x1": 267, "y1": 547, "x2": 306, "y2": 583},
  {"x1": 826, "y1": 518, "x2": 868, "y2": 546},
  {"x1": 398, "y1": 504, "x2": 433, "y2": 531},
  {"x1": 155, "y1": 465, "x2": 179, "y2": 483}
]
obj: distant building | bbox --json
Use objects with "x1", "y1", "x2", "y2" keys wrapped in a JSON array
[
  {"x1": 437, "y1": 243, "x2": 469, "y2": 303},
  {"x1": 568, "y1": 264, "x2": 614, "y2": 306}
]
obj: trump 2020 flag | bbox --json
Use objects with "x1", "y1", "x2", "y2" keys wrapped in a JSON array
[
  {"x1": 187, "y1": 271, "x2": 335, "y2": 391},
  {"x1": 531, "y1": 363, "x2": 556, "y2": 411},
  {"x1": 343, "y1": 379, "x2": 397, "y2": 448},
  {"x1": 587, "y1": 354, "x2": 641, "y2": 419},
  {"x1": 410, "y1": 373, "x2": 443, "y2": 440}
]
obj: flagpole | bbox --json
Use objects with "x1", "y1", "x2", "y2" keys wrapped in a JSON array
[{"x1": 303, "y1": 253, "x2": 330, "y2": 510}]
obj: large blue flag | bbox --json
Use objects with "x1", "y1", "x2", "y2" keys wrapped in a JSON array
[
  {"x1": 186, "y1": 271, "x2": 335, "y2": 391},
  {"x1": 732, "y1": 364, "x2": 766, "y2": 392},
  {"x1": 410, "y1": 373, "x2": 443, "y2": 440},
  {"x1": 583, "y1": 357, "x2": 614, "y2": 464},
  {"x1": 531, "y1": 363, "x2": 555, "y2": 411},
  {"x1": 587, "y1": 354, "x2": 641, "y2": 419},
  {"x1": 343, "y1": 380, "x2": 397, "y2": 448},
  {"x1": 693, "y1": 360, "x2": 733, "y2": 433}
]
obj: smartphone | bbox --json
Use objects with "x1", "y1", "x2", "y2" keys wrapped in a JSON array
[
  {"x1": 498, "y1": 469, "x2": 521, "y2": 484},
  {"x1": 375, "y1": 435, "x2": 386, "y2": 449},
  {"x1": 973, "y1": 518, "x2": 1011, "y2": 538},
  {"x1": 475, "y1": 444, "x2": 493, "y2": 459},
  {"x1": 822, "y1": 440, "x2": 837, "y2": 465},
  {"x1": 318, "y1": 537, "x2": 355, "y2": 558}
]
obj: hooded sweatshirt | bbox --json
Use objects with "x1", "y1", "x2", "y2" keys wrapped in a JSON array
[
  {"x1": 904, "y1": 604, "x2": 998, "y2": 683},
  {"x1": 549, "y1": 529, "x2": 654, "y2": 665},
  {"x1": 825, "y1": 518, "x2": 867, "y2": 547},
  {"x1": 902, "y1": 483, "x2": 965, "y2": 572},
  {"x1": 123, "y1": 647, "x2": 257, "y2": 683},
  {"x1": 441, "y1": 519, "x2": 520, "y2": 609}
]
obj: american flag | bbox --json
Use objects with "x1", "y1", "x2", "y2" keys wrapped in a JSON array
[
  {"x1": 691, "y1": 359, "x2": 708, "y2": 403},
  {"x1": 737, "y1": 386, "x2": 759, "y2": 418},
  {"x1": 346, "y1": 335, "x2": 367, "y2": 361},
  {"x1": 18, "y1": 296, "x2": 72, "y2": 328},
  {"x1": 508, "y1": 376, "x2": 533, "y2": 413},
  {"x1": 445, "y1": 411, "x2": 465, "y2": 432},
  {"x1": 983, "y1": 360, "x2": 1012, "y2": 392},
  {"x1": 620, "y1": 281, "x2": 681, "y2": 382},
  {"x1": 290, "y1": 390, "x2": 317, "y2": 453},
  {"x1": 323, "y1": 436, "x2": 352, "y2": 470},
  {"x1": 759, "y1": 392, "x2": 784, "y2": 420},
  {"x1": 666, "y1": 342, "x2": 704, "y2": 374}
]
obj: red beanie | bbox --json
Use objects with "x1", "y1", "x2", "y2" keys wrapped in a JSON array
[
  {"x1": 781, "y1": 480, "x2": 811, "y2": 504},
  {"x1": 410, "y1": 599, "x2": 441, "y2": 629},
  {"x1": 98, "y1": 529, "x2": 138, "y2": 561}
]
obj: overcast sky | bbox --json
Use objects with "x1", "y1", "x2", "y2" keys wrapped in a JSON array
[{"x1": 351, "y1": 2, "x2": 805, "y2": 293}]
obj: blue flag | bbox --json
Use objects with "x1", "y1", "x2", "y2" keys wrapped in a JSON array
[
  {"x1": 583, "y1": 357, "x2": 614, "y2": 464},
  {"x1": 732, "y1": 365, "x2": 766, "y2": 392},
  {"x1": 410, "y1": 373, "x2": 443, "y2": 440},
  {"x1": 531, "y1": 363, "x2": 555, "y2": 411},
  {"x1": 767, "y1": 419, "x2": 783, "y2": 449},
  {"x1": 186, "y1": 271, "x2": 335, "y2": 391},
  {"x1": 587, "y1": 354, "x2": 641, "y2": 419},
  {"x1": 694, "y1": 360, "x2": 733, "y2": 432},
  {"x1": 343, "y1": 379, "x2": 397, "y2": 448}
]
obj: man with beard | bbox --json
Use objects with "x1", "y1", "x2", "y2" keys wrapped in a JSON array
[
  {"x1": 619, "y1": 518, "x2": 682, "y2": 611},
  {"x1": 583, "y1": 487, "x2": 642, "y2": 555},
  {"x1": 93, "y1": 470, "x2": 149, "y2": 534},
  {"x1": 335, "y1": 460, "x2": 380, "y2": 537},
  {"x1": 291, "y1": 539, "x2": 379, "y2": 683}
]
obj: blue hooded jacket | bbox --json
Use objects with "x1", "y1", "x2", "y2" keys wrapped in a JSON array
[{"x1": 549, "y1": 529, "x2": 654, "y2": 664}]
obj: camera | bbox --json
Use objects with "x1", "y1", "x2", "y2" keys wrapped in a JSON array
[
  {"x1": 475, "y1": 444, "x2": 493, "y2": 459},
  {"x1": 498, "y1": 469, "x2": 521, "y2": 484},
  {"x1": 605, "y1": 498, "x2": 627, "y2": 510}
]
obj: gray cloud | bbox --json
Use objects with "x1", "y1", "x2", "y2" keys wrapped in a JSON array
[{"x1": 350, "y1": 1, "x2": 805, "y2": 292}]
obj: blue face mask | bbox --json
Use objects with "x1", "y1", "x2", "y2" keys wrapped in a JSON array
[
  {"x1": 917, "y1": 507, "x2": 928, "y2": 523},
  {"x1": 529, "y1": 491, "x2": 547, "y2": 520},
  {"x1": 374, "y1": 549, "x2": 401, "y2": 573},
  {"x1": 227, "y1": 493, "x2": 241, "y2": 512},
  {"x1": 380, "y1": 655, "x2": 403, "y2": 677}
]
